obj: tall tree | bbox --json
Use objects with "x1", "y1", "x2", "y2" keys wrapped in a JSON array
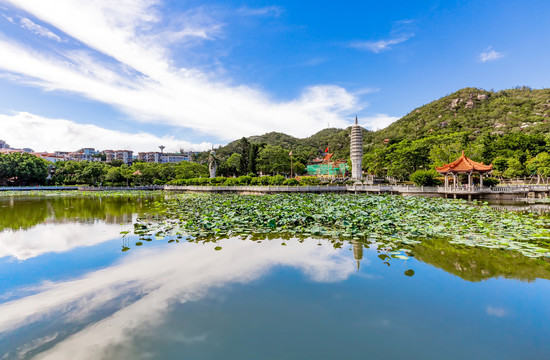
[
  {"x1": 257, "y1": 145, "x2": 290, "y2": 175},
  {"x1": 248, "y1": 143, "x2": 259, "y2": 175},
  {"x1": 237, "y1": 137, "x2": 250, "y2": 175}
]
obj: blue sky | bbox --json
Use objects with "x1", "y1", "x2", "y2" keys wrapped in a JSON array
[{"x1": 0, "y1": 0, "x2": 549, "y2": 152}]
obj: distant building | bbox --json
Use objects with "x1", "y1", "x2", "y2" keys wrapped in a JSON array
[
  {"x1": 33, "y1": 152, "x2": 65, "y2": 162},
  {"x1": 77, "y1": 148, "x2": 99, "y2": 161},
  {"x1": 306, "y1": 153, "x2": 348, "y2": 176},
  {"x1": 0, "y1": 148, "x2": 25, "y2": 154},
  {"x1": 137, "y1": 152, "x2": 162, "y2": 163},
  {"x1": 160, "y1": 152, "x2": 190, "y2": 163},
  {"x1": 137, "y1": 151, "x2": 190, "y2": 164},
  {"x1": 66, "y1": 148, "x2": 100, "y2": 162},
  {"x1": 104, "y1": 150, "x2": 133, "y2": 165},
  {"x1": 0, "y1": 140, "x2": 33, "y2": 154}
]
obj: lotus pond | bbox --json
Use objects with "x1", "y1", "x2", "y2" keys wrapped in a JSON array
[{"x1": 1, "y1": 192, "x2": 550, "y2": 360}]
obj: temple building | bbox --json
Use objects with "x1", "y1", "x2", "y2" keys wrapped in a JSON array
[
  {"x1": 305, "y1": 152, "x2": 348, "y2": 177},
  {"x1": 350, "y1": 115, "x2": 363, "y2": 180},
  {"x1": 436, "y1": 151, "x2": 493, "y2": 187}
]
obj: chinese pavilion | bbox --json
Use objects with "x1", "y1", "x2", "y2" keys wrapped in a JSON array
[{"x1": 435, "y1": 151, "x2": 493, "y2": 187}]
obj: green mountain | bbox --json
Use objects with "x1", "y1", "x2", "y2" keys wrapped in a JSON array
[
  {"x1": 196, "y1": 87, "x2": 550, "y2": 180},
  {"x1": 202, "y1": 127, "x2": 371, "y2": 166},
  {"x1": 372, "y1": 86, "x2": 550, "y2": 144}
]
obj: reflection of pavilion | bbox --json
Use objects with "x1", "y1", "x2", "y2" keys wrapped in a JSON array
[
  {"x1": 352, "y1": 240, "x2": 363, "y2": 270},
  {"x1": 436, "y1": 151, "x2": 493, "y2": 188}
]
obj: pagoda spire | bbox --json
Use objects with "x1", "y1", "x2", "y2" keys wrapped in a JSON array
[{"x1": 355, "y1": 114, "x2": 358, "y2": 125}]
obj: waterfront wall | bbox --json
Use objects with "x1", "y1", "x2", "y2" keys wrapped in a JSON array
[{"x1": 2, "y1": 184, "x2": 550, "y2": 201}]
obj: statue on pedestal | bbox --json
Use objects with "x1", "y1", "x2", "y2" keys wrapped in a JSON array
[{"x1": 208, "y1": 149, "x2": 219, "y2": 178}]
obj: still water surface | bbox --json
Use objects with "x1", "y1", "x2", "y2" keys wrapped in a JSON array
[{"x1": 1, "y1": 194, "x2": 549, "y2": 360}]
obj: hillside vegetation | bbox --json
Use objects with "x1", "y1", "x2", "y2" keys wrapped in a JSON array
[
  {"x1": 197, "y1": 87, "x2": 550, "y2": 181},
  {"x1": 374, "y1": 86, "x2": 550, "y2": 143}
]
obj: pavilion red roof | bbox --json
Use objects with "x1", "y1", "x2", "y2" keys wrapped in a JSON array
[{"x1": 435, "y1": 151, "x2": 493, "y2": 174}]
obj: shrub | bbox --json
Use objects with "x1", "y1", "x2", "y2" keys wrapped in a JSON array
[
  {"x1": 209, "y1": 177, "x2": 226, "y2": 185},
  {"x1": 300, "y1": 176, "x2": 320, "y2": 185},
  {"x1": 250, "y1": 177, "x2": 260, "y2": 185},
  {"x1": 269, "y1": 175, "x2": 285, "y2": 185},
  {"x1": 237, "y1": 175, "x2": 252, "y2": 185},
  {"x1": 259, "y1": 176, "x2": 271, "y2": 185},
  {"x1": 410, "y1": 170, "x2": 442, "y2": 186},
  {"x1": 167, "y1": 178, "x2": 186, "y2": 185},
  {"x1": 196, "y1": 178, "x2": 210, "y2": 186},
  {"x1": 283, "y1": 178, "x2": 299, "y2": 186},
  {"x1": 223, "y1": 177, "x2": 239, "y2": 186}
]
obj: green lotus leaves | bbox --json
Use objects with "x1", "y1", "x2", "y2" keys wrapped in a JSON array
[{"x1": 129, "y1": 193, "x2": 550, "y2": 259}]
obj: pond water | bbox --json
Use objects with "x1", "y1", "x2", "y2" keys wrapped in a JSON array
[{"x1": 1, "y1": 194, "x2": 550, "y2": 360}]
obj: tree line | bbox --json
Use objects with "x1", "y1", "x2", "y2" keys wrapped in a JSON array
[
  {"x1": 0, "y1": 153, "x2": 208, "y2": 186},
  {"x1": 3, "y1": 128, "x2": 550, "y2": 187},
  {"x1": 213, "y1": 137, "x2": 306, "y2": 177},
  {"x1": 363, "y1": 132, "x2": 550, "y2": 183}
]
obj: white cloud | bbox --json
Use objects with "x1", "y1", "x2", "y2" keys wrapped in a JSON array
[
  {"x1": 20, "y1": 17, "x2": 62, "y2": 42},
  {"x1": 0, "y1": 112, "x2": 213, "y2": 152},
  {"x1": 479, "y1": 46, "x2": 504, "y2": 62},
  {"x1": 349, "y1": 35, "x2": 413, "y2": 53},
  {"x1": 486, "y1": 305, "x2": 507, "y2": 317},
  {"x1": 360, "y1": 114, "x2": 399, "y2": 130},
  {"x1": 0, "y1": 0, "x2": 362, "y2": 141},
  {"x1": 237, "y1": 5, "x2": 284, "y2": 17}
]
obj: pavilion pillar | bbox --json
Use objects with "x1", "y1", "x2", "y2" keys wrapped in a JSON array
[
  {"x1": 468, "y1": 173, "x2": 472, "y2": 187},
  {"x1": 445, "y1": 174, "x2": 449, "y2": 189},
  {"x1": 480, "y1": 173, "x2": 483, "y2": 187}
]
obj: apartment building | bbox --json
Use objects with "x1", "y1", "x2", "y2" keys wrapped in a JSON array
[
  {"x1": 137, "y1": 151, "x2": 189, "y2": 163},
  {"x1": 104, "y1": 150, "x2": 133, "y2": 165},
  {"x1": 137, "y1": 152, "x2": 161, "y2": 163},
  {"x1": 59, "y1": 148, "x2": 100, "y2": 162},
  {"x1": 160, "y1": 153, "x2": 190, "y2": 163},
  {"x1": 33, "y1": 152, "x2": 66, "y2": 162}
]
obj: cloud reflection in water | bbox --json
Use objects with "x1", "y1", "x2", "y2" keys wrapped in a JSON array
[
  {"x1": 0, "y1": 222, "x2": 129, "y2": 260},
  {"x1": 0, "y1": 239, "x2": 355, "y2": 359}
]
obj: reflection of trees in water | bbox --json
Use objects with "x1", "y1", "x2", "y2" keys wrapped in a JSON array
[
  {"x1": 134, "y1": 235, "x2": 550, "y2": 282},
  {"x1": 0, "y1": 196, "x2": 158, "y2": 231},
  {"x1": 0, "y1": 198, "x2": 49, "y2": 231},
  {"x1": 409, "y1": 238, "x2": 550, "y2": 282},
  {"x1": 489, "y1": 203, "x2": 550, "y2": 215}
]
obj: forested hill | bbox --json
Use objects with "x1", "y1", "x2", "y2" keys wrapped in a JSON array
[
  {"x1": 196, "y1": 86, "x2": 550, "y2": 181},
  {"x1": 372, "y1": 87, "x2": 550, "y2": 144},
  {"x1": 200, "y1": 87, "x2": 550, "y2": 160},
  {"x1": 200, "y1": 127, "x2": 371, "y2": 166}
]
